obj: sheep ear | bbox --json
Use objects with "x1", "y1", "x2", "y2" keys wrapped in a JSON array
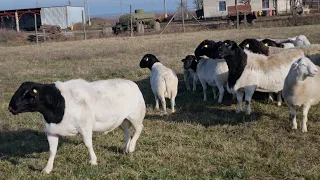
[
  {"x1": 181, "y1": 59, "x2": 185, "y2": 62},
  {"x1": 292, "y1": 62, "x2": 299, "y2": 70},
  {"x1": 231, "y1": 43, "x2": 238, "y2": 50}
]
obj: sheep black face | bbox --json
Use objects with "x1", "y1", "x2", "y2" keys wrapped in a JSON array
[
  {"x1": 9, "y1": 82, "x2": 42, "y2": 115},
  {"x1": 139, "y1": 54, "x2": 160, "y2": 70},
  {"x1": 181, "y1": 55, "x2": 198, "y2": 71},
  {"x1": 238, "y1": 38, "x2": 268, "y2": 55},
  {"x1": 216, "y1": 40, "x2": 238, "y2": 58},
  {"x1": 194, "y1": 39, "x2": 216, "y2": 58},
  {"x1": 261, "y1": 39, "x2": 281, "y2": 47},
  {"x1": 9, "y1": 82, "x2": 65, "y2": 124}
]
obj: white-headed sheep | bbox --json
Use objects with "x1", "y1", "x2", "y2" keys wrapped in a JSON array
[
  {"x1": 8, "y1": 78, "x2": 146, "y2": 174},
  {"x1": 282, "y1": 57, "x2": 319, "y2": 132}
]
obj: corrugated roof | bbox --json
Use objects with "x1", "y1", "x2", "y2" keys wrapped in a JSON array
[{"x1": 0, "y1": 5, "x2": 83, "y2": 12}]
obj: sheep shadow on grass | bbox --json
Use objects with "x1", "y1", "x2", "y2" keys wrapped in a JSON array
[
  {"x1": 135, "y1": 74, "x2": 275, "y2": 127},
  {"x1": 0, "y1": 129, "x2": 74, "y2": 166}
]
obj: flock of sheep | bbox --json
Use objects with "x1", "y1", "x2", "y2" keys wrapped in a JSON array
[{"x1": 7, "y1": 34, "x2": 320, "y2": 174}]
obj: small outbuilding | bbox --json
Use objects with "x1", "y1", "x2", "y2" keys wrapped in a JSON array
[
  {"x1": 196, "y1": 0, "x2": 292, "y2": 18},
  {"x1": 0, "y1": 5, "x2": 85, "y2": 31}
]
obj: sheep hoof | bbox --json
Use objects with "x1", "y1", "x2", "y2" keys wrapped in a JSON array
[
  {"x1": 161, "y1": 112, "x2": 168, "y2": 116},
  {"x1": 42, "y1": 168, "x2": 52, "y2": 174},
  {"x1": 90, "y1": 160, "x2": 97, "y2": 165},
  {"x1": 302, "y1": 128, "x2": 308, "y2": 133},
  {"x1": 277, "y1": 102, "x2": 282, "y2": 106}
]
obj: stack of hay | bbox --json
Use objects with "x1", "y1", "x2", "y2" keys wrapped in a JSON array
[{"x1": 29, "y1": 25, "x2": 65, "y2": 42}]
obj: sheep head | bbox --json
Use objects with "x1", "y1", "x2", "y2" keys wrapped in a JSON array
[
  {"x1": 9, "y1": 82, "x2": 43, "y2": 115},
  {"x1": 139, "y1": 54, "x2": 160, "y2": 70},
  {"x1": 181, "y1": 55, "x2": 198, "y2": 70},
  {"x1": 216, "y1": 40, "x2": 238, "y2": 58},
  {"x1": 291, "y1": 57, "x2": 318, "y2": 78},
  {"x1": 194, "y1": 39, "x2": 216, "y2": 58}
]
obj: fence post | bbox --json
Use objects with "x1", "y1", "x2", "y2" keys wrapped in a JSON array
[
  {"x1": 15, "y1": 11, "x2": 19, "y2": 32},
  {"x1": 130, "y1": 5, "x2": 133, "y2": 37},
  {"x1": 34, "y1": 13, "x2": 38, "y2": 44},
  {"x1": 43, "y1": 29, "x2": 46, "y2": 42},
  {"x1": 82, "y1": 10, "x2": 87, "y2": 40}
]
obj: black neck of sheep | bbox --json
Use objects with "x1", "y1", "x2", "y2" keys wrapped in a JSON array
[
  {"x1": 9, "y1": 83, "x2": 65, "y2": 124},
  {"x1": 223, "y1": 47, "x2": 248, "y2": 90},
  {"x1": 38, "y1": 85, "x2": 65, "y2": 124}
]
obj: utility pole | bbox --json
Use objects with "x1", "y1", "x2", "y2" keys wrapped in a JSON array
[
  {"x1": 235, "y1": 0, "x2": 239, "y2": 29},
  {"x1": 181, "y1": 0, "x2": 185, "y2": 33},
  {"x1": 185, "y1": 0, "x2": 188, "y2": 19},
  {"x1": 36, "y1": 0, "x2": 39, "y2": 8},
  {"x1": 152, "y1": 0, "x2": 154, "y2": 13},
  {"x1": 120, "y1": 0, "x2": 123, "y2": 15},
  {"x1": 86, "y1": 0, "x2": 91, "y2": 25},
  {"x1": 164, "y1": 0, "x2": 167, "y2": 18}
]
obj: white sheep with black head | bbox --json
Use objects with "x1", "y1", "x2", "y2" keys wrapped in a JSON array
[
  {"x1": 139, "y1": 54, "x2": 178, "y2": 115},
  {"x1": 182, "y1": 55, "x2": 229, "y2": 103},
  {"x1": 8, "y1": 78, "x2": 146, "y2": 174},
  {"x1": 216, "y1": 40, "x2": 305, "y2": 114},
  {"x1": 282, "y1": 57, "x2": 319, "y2": 132},
  {"x1": 181, "y1": 55, "x2": 199, "y2": 91}
]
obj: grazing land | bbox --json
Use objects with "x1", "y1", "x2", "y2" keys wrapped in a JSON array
[{"x1": 1, "y1": 25, "x2": 320, "y2": 179}]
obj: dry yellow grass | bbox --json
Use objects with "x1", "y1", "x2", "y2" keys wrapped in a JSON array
[{"x1": 1, "y1": 25, "x2": 320, "y2": 179}]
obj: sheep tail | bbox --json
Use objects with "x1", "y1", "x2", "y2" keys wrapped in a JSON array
[{"x1": 162, "y1": 73, "x2": 174, "y2": 99}]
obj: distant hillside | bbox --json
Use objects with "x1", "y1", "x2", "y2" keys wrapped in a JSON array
[{"x1": 91, "y1": 9, "x2": 178, "y2": 19}]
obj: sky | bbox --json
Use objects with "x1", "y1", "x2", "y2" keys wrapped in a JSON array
[{"x1": 0, "y1": 0, "x2": 190, "y2": 16}]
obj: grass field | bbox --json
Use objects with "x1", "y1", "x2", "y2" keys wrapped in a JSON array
[{"x1": 1, "y1": 25, "x2": 320, "y2": 179}]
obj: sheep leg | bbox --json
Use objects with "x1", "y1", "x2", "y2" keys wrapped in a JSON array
[
  {"x1": 199, "y1": 79, "x2": 207, "y2": 101},
  {"x1": 128, "y1": 123, "x2": 143, "y2": 153},
  {"x1": 276, "y1": 91, "x2": 282, "y2": 106},
  {"x1": 244, "y1": 86, "x2": 256, "y2": 115},
  {"x1": 212, "y1": 87, "x2": 218, "y2": 99},
  {"x1": 184, "y1": 71, "x2": 191, "y2": 91},
  {"x1": 288, "y1": 103, "x2": 297, "y2": 130},
  {"x1": 268, "y1": 93, "x2": 274, "y2": 103},
  {"x1": 160, "y1": 96, "x2": 167, "y2": 115},
  {"x1": 82, "y1": 130, "x2": 97, "y2": 165},
  {"x1": 192, "y1": 75, "x2": 197, "y2": 91},
  {"x1": 154, "y1": 95, "x2": 160, "y2": 110},
  {"x1": 171, "y1": 98, "x2": 176, "y2": 113},
  {"x1": 236, "y1": 90, "x2": 244, "y2": 113},
  {"x1": 120, "y1": 120, "x2": 131, "y2": 153},
  {"x1": 302, "y1": 104, "x2": 310, "y2": 132},
  {"x1": 217, "y1": 85, "x2": 225, "y2": 104},
  {"x1": 42, "y1": 134, "x2": 59, "y2": 174}
]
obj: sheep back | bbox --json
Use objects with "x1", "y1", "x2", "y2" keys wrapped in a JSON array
[{"x1": 151, "y1": 62, "x2": 178, "y2": 99}]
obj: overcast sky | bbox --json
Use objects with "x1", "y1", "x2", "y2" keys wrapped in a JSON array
[{"x1": 0, "y1": 0, "x2": 187, "y2": 15}]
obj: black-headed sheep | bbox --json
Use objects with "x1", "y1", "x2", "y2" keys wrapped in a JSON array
[
  {"x1": 8, "y1": 78, "x2": 146, "y2": 173},
  {"x1": 216, "y1": 40, "x2": 305, "y2": 114},
  {"x1": 140, "y1": 54, "x2": 178, "y2": 115}
]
